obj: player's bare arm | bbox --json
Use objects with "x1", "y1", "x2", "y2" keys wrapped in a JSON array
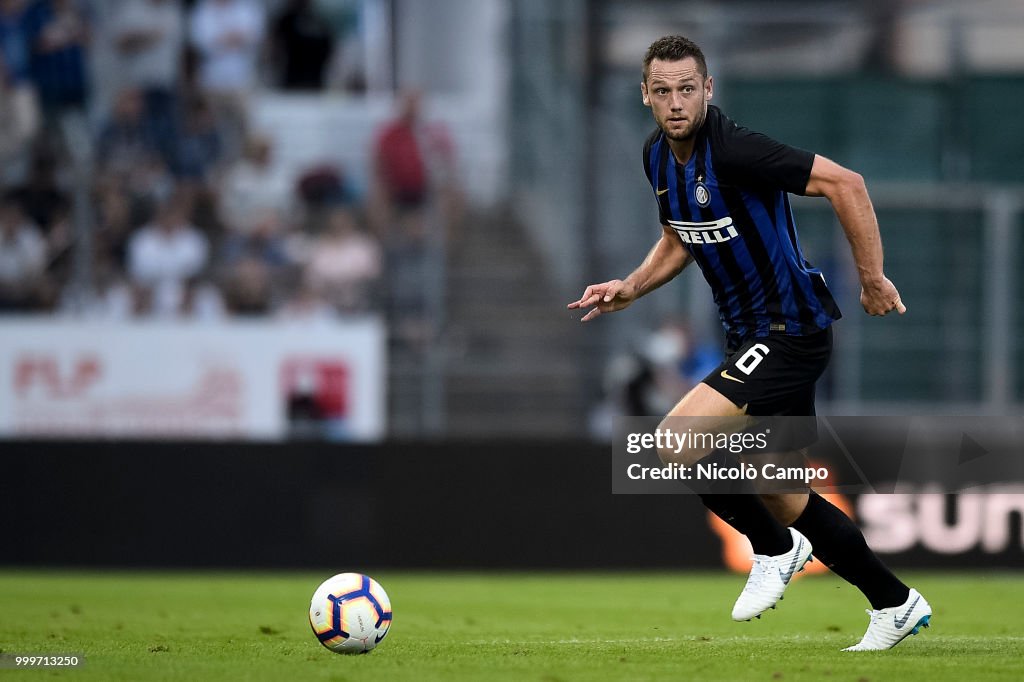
[
  {"x1": 567, "y1": 224, "x2": 693, "y2": 322},
  {"x1": 804, "y1": 154, "x2": 906, "y2": 317}
]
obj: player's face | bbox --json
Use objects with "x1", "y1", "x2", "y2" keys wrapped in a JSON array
[{"x1": 642, "y1": 57, "x2": 713, "y2": 142}]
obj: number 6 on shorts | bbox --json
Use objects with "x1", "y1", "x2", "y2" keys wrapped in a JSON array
[{"x1": 735, "y1": 343, "x2": 770, "y2": 375}]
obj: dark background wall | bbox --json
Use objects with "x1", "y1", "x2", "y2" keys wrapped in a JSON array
[
  {"x1": 2, "y1": 441, "x2": 1021, "y2": 570},
  {"x1": 1, "y1": 441, "x2": 712, "y2": 570}
]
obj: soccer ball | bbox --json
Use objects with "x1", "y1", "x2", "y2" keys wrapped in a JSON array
[{"x1": 309, "y1": 573, "x2": 393, "y2": 654}]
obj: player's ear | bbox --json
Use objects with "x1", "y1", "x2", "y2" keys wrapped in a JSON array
[
  {"x1": 641, "y1": 81, "x2": 651, "y2": 107},
  {"x1": 705, "y1": 75, "x2": 714, "y2": 100}
]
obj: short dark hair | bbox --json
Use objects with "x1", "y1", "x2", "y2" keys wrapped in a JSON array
[{"x1": 642, "y1": 35, "x2": 708, "y2": 82}]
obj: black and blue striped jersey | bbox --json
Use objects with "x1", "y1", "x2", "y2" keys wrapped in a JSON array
[{"x1": 643, "y1": 105, "x2": 841, "y2": 348}]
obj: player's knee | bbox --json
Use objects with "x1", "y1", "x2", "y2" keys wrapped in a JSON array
[
  {"x1": 654, "y1": 417, "x2": 677, "y2": 465},
  {"x1": 655, "y1": 442, "x2": 678, "y2": 466},
  {"x1": 759, "y1": 492, "x2": 809, "y2": 526},
  {"x1": 654, "y1": 416, "x2": 711, "y2": 466}
]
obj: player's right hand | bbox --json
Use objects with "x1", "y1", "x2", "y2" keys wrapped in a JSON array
[
  {"x1": 860, "y1": 275, "x2": 906, "y2": 316},
  {"x1": 567, "y1": 279, "x2": 637, "y2": 322}
]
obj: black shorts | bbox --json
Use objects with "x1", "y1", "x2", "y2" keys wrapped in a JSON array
[{"x1": 702, "y1": 327, "x2": 832, "y2": 417}]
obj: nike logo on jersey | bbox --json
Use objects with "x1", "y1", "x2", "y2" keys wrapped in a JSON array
[
  {"x1": 720, "y1": 370, "x2": 745, "y2": 384},
  {"x1": 667, "y1": 217, "x2": 738, "y2": 245},
  {"x1": 656, "y1": 187, "x2": 669, "y2": 195},
  {"x1": 894, "y1": 596, "x2": 921, "y2": 629}
]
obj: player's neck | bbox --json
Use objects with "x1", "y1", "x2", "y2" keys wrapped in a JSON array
[{"x1": 667, "y1": 138, "x2": 697, "y2": 165}]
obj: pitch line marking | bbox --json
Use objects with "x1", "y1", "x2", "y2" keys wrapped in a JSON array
[{"x1": 466, "y1": 635, "x2": 1024, "y2": 646}]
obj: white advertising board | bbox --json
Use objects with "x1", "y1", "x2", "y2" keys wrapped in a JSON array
[{"x1": 0, "y1": 318, "x2": 386, "y2": 441}]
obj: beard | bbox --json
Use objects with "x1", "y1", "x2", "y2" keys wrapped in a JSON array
[
  {"x1": 664, "y1": 124, "x2": 697, "y2": 141},
  {"x1": 661, "y1": 99, "x2": 706, "y2": 141}
]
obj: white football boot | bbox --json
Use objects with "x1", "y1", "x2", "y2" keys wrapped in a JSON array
[
  {"x1": 842, "y1": 588, "x2": 932, "y2": 651},
  {"x1": 732, "y1": 527, "x2": 813, "y2": 621}
]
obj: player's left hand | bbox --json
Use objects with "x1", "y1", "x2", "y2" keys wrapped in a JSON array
[{"x1": 860, "y1": 276, "x2": 906, "y2": 316}]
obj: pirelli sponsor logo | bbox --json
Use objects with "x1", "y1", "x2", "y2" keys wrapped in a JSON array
[{"x1": 667, "y1": 216, "x2": 738, "y2": 245}]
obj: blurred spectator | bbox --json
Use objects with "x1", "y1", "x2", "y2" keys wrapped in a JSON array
[
  {"x1": 218, "y1": 134, "x2": 293, "y2": 233},
  {"x1": 127, "y1": 191, "x2": 209, "y2": 316},
  {"x1": 0, "y1": 57, "x2": 40, "y2": 171},
  {"x1": 221, "y1": 255, "x2": 272, "y2": 315},
  {"x1": 219, "y1": 208, "x2": 296, "y2": 319},
  {"x1": 221, "y1": 206, "x2": 291, "y2": 269},
  {"x1": 188, "y1": 0, "x2": 265, "y2": 159},
  {"x1": 294, "y1": 161, "x2": 352, "y2": 241},
  {"x1": 276, "y1": 281, "x2": 335, "y2": 324},
  {"x1": 8, "y1": 143, "x2": 69, "y2": 235},
  {"x1": 303, "y1": 205, "x2": 380, "y2": 313},
  {"x1": 384, "y1": 233, "x2": 438, "y2": 350},
  {"x1": 271, "y1": 0, "x2": 333, "y2": 91},
  {"x1": 296, "y1": 162, "x2": 349, "y2": 208},
  {"x1": 92, "y1": 174, "x2": 136, "y2": 269},
  {"x1": 37, "y1": 200, "x2": 72, "y2": 289},
  {"x1": 588, "y1": 320, "x2": 722, "y2": 439},
  {"x1": 26, "y1": 0, "x2": 90, "y2": 122},
  {"x1": 177, "y1": 275, "x2": 226, "y2": 320},
  {"x1": 1, "y1": 0, "x2": 35, "y2": 88},
  {"x1": 368, "y1": 89, "x2": 462, "y2": 241},
  {"x1": 96, "y1": 88, "x2": 175, "y2": 225},
  {"x1": 369, "y1": 91, "x2": 461, "y2": 349},
  {"x1": 58, "y1": 249, "x2": 134, "y2": 318},
  {"x1": 0, "y1": 192, "x2": 47, "y2": 311},
  {"x1": 96, "y1": 87, "x2": 164, "y2": 179},
  {"x1": 322, "y1": 0, "x2": 364, "y2": 93},
  {"x1": 109, "y1": 0, "x2": 185, "y2": 169},
  {"x1": 634, "y1": 320, "x2": 715, "y2": 414},
  {"x1": 0, "y1": 0, "x2": 40, "y2": 175},
  {"x1": 173, "y1": 94, "x2": 223, "y2": 182}
]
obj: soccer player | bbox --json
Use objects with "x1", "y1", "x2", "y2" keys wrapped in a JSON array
[{"x1": 568, "y1": 35, "x2": 931, "y2": 651}]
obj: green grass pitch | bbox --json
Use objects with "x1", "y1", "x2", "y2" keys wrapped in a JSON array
[{"x1": 1, "y1": 570, "x2": 1022, "y2": 681}]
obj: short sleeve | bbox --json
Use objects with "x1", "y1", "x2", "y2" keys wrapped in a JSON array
[
  {"x1": 642, "y1": 129, "x2": 657, "y2": 185},
  {"x1": 711, "y1": 110, "x2": 815, "y2": 196},
  {"x1": 642, "y1": 129, "x2": 669, "y2": 225}
]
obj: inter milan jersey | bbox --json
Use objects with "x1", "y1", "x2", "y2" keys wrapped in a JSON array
[{"x1": 643, "y1": 105, "x2": 841, "y2": 347}]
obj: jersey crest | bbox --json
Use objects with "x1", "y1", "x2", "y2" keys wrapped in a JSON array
[{"x1": 694, "y1": 181, "x2": 711, "y2": 207}]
